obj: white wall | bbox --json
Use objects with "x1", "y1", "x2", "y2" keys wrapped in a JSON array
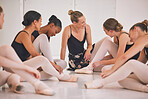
[
  {"x1": 0, "y1": 0, "x2": 147, "y2": 58},
  {"x1": 116, "y1": 0, "x2": 148, "y2": 31},
  {"x1": 75, "y1": 0, "x2": 116, "y2": 43},
  {"x1": 24, "y1": 0, "x2": 116, "y2": 58},
  {"x1": 0, "y1": 0, "x2": 22, "y2": 46}
]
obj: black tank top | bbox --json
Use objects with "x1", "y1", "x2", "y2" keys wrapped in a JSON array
[
  {"x1": 32, "y1": 30, "x2": 40, "y2": 39},
  {"x1": 67, "y1": 26, "x2": 87, "y2": 55},
  {"x1": 32, "y1": 30, "x2": 50, "y2": 41},
  {"x1": 12, "y1": 31, "x2": 48, "y2": 61},
  {"x1": 11, "y1": 31, "x2": 30, "y2": 61},
  {"x1": 116, "y1": 32, "x2": 140, "y2": 60}
]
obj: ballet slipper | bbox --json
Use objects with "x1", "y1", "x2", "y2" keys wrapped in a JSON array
[
  {"x1": 8, "y1": 83, "x2": 24, "y2": 94},
  {"x1": 34, "y1": 81, "x2": 55, "y2": 96},
  {"x1": 7, "y1": 74, "x2": 24, "y2": 94},
  {"x1": 84, "y1": 79, "x2": 103, "y2": 89},
  {"x1": 36, "y1": 89, "x2": 55, "y2": 96},
  {"x1": 75, "y1": 67, "x2": 93, "y2": 74},
  {"x1": 59, "y1": 74, "x2": 78, "y2": 82}
]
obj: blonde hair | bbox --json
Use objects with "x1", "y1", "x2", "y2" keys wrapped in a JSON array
[
  {"x1": 68, "y1": 10, "x2": 83, "y2": 23},
  {"x1": 103, "y1": 18, "x2": 123, "y2": 32}
]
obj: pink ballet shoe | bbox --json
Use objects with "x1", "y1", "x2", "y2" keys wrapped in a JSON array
[
  {"x1": 8, "y1": 83, "x2": 24, "y2": 94},
  {"x1": 84, "y1": 79, "x2": 103, "y2": 89},
  {"x1": 75, "y1": 67, "x2": 93, "y2": 74},
  {"x1": 34, "y1": 81, "x2": 55, "y2": 96},
  {"x1": 59, "y1": 74, "x2": 78, "y2": 82},
  {"x1": 7, "y1": 74, "x2": 24, "y2": 94},
  {"x1": 36, "y1": 89, "x2": 55, "y2": 96}
]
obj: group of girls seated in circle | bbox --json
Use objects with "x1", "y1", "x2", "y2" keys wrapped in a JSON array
[{"x1": 0, "y1": 6, "x2": 148, "y2": 96}]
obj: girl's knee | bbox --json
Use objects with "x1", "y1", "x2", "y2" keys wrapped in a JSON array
[
  {"x1": 60, "y1": 60, "x2": 67, "y2": 69},
  {"x1": 104, "y1": 37, "x2": 112, "y2": 42},
  {"x1": 104, "y1": 37, "x2": 111, "y2": 40},
  {"x1": 61, "y1": 60, "x2": 67, "y2": 66},
  {"x1": 36, "y1": 34, "x2": 49, "y2": 44},
  {"x1": 35, "y1": 56, "x2": 49, "y2": 63},
  {"x1": 127, "y1": 59, "x2": 138, "y2": 63},
  {"x1": 39, "y1": 34, "x2": 48, "y2": 40},
  {"x1": 95, "y1": 37, "x2": 111, "y2": 45},
  {"x1": 101, "y1": 37, "x2": 113, "y2": 47},
  {"x1": 1, "y1": 45, "x2": 12, "y2": 51},
  {"x1": 1, "y1": 45, "x2": 14, "y2": 55},
  {"x1": 124, "y1": 59, "x2": 138, "y2": 68},
  {"x1": 55, "y1": 59, "x2": 67, "y2": 69},
  {"x1": 101, "y1": 65, "x2": 112, "y2": 72}
]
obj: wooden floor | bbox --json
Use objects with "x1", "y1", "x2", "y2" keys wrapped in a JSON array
[{"x1": 0, "y1": 71, "x2": 148, "y2": 99}]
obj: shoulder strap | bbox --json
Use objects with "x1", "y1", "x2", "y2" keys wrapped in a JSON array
[
  {"x1": 84, "y1": 26, "x2": 87, "y2": 39},
  {"x1": 14, "y1": 30, "x2": 29, "y2": 40},
  {"x1": 117, "y1": 32, "x2": 129, "y2": 45},
  {"x1": 116, "y1": 36, "x2": 119, "y2": 45},
  {"x1": 69, "y1": 26, "x2": 72, "y2": 35},
  {"x1": 122, "y1": 32, "x2": 129, "y2": 35},
  {"x1": 19, "y1": 30, "x2": 29, "y2": 35}
]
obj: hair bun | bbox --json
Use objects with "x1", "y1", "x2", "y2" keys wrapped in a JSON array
[
  {"x1": 22, "y1": 20, "x2": 29, "y2": 26},
  {"x1": 142, "y1": 20, "x2": 148, "y2": 26},
  {"x1": 115, "y1": 23, "x2": 123, "y2": 32},
  {"x1": 22, "y1": 10, "x2": 41, "y2": 26},
  {"x1": 68, "y1": 10, "x2": 74, "y2": 15},
  {"x1": 49, "y1": 15, "x2": 57, "y2": 22}
]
